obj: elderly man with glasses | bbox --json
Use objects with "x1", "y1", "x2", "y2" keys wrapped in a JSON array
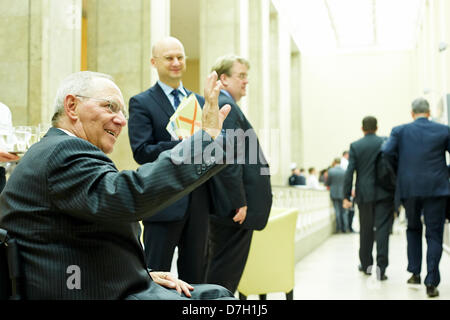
[{"x1": 0, "y1": 70, "x2": 234, "y2": 300}]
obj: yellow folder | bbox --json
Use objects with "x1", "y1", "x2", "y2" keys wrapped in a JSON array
[{"x1": 166, "y1": 94, "x2": 202, "y2": 140}]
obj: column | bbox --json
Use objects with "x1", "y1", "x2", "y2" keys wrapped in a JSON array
[
  {"x1": 277, "y1": 18, "x2": 292, "y2": 186},
  {"x1": 86, "y1": 0, "x2": 167, "y2": 170},
  {"x1": 199, "y1": 0, "x2": 249, "y2": 93},
  {"x1": 0, "y1": 0, "x2": 81, "y2": 126},
  {"x1": 290, "y1": 47, "x2": 304, "y2": 170},
  {"x1": 248, "y1": 0, "x2": 270, "y2": 133}
]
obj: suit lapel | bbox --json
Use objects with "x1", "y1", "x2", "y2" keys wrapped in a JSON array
[{"x1": 148, "y1": 83, "x2": 176, "y2": 118}]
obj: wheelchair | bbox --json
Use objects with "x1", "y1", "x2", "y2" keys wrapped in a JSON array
[{"x1": 0, "y1": 228, "x2": 23, "y2": 300}]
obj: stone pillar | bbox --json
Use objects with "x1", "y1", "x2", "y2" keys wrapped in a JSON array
[
  {"x1": 290, "y1": 47, "x2": 304, "y2": 169},
  {"x1": 268, "y1": 9, "x2": 280, "y2": 183},
  {"x1": 267, "y1": 6, "x2": 292, "y2": 185},
  {"x1": 248, "y1": 0, "x2": 270, "y2": 133},
  {"x1": 277, "y1": 18, "x2": 292, "y2": 186},
  {"x1": 86, "y1": 0, "x2": 168, "y2": 170},
  {"x1": 0, "y1": 0, "x2": 81, "y2": 126},
  {"x1": 199, "y1": 0, "x2": 249, "y2": 93}
]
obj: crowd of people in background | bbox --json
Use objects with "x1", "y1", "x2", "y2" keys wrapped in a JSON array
[{"x1": 288, "y1": 100, "x2": 449, "y2": 298}]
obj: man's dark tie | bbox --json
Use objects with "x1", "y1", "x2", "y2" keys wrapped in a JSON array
[{"x1": 171, "y1": 89, "x2": 181, "y2": 109}]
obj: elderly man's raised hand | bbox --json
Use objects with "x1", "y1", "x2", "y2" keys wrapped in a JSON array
[{"x1": 201, "y1": 71, "x2": 231, "y2": 139}]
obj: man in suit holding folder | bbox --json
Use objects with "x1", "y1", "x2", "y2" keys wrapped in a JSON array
[
  {"x1": 0, "y1": 70, "x2": 234, "y2": 299},
  {"x1": 128, "y1": 37, "x2": 212, "y2": 284}
]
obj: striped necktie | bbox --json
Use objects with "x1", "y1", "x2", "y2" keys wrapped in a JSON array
[{"x1": 171, "y1": 89, "x2": 181, "y2": 109}]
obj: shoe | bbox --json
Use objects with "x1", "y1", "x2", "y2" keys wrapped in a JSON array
[
  {"x1": 426, "y1": 285, "x2": 439, "y2": 298},
  {"x1": 407, "y1": 274, "x2": 421, "y2": 285},
  {"x1": 358, "y1": 264, "x2": 371, "y2": 275},
  {"x1": 379, "y1": 274, "x2": 388, "y2": 281}
]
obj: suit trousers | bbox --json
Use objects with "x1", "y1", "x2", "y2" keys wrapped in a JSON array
[
  {"x1": 206, "y1": 218, "x2": 253, "y2": 293},
  {"x1": 332, "y1": 199, "x2": 349, "y2": 232},
  {"x1": 142, "y1": 191, "x2": 209, "y2": 284},
  {"x1": 357, "y1": 199, "x2": 394, "y2": 274},
  {"x1": 404, "y1": 196, "x2": 446, "y2": 287}
]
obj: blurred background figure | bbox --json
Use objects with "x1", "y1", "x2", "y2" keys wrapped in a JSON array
[
  {"x1": 326, "y1": 158, "x2": 348, "y2": 233},
  {"x1": 307, "y1": 167, "x2": 320, "y2": 189},
  {"x1": 289, "y1": 163, "x2": 306, "y2": 186},
  {"x1": 0, "y1": 102, "x2": 20, "y2": 192}
]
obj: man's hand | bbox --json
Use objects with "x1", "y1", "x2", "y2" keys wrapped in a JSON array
[
  {"x1": 0, "y1": 150, "x2": 20, "y2": 162},
  {"x1": 233, "y1": 205, "x2": 247, "y2": 224},
  {"x1": 343, "y1": 199, "x2": 352, "y2": 209},
  {"x1": 150, "y1": 271, "x2": 194, "y2": 298},
  {"x1": 202, "y1": 71, "x2": 231, "y2": 139}
]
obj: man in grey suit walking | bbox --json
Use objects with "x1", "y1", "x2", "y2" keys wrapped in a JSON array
[
  {"x1": 382, "y1": 98, "x2": 450, "y2": 298},
  {"x1": 0, "y1": 71, "x2": 235, "y2": 300},
  {"x1": 343, "y1": 116, "x2": 394, "y2": 280},
  {"x1": 326, "y1": 158, "x2": 348, "y2": 233}
]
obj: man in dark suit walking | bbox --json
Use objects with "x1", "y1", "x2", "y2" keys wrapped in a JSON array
[
  {"x1": 343, "y1": 116, "x2": 394, "y2": 280},
  {"x1": 327, "y1": 158, "x2": 348, "y2": 233},
  {"x1": 0, "y1": 70, "x2": 234, "y2": 300},
  {"x1": 206, "y1": 54, "x2": 272, "y2": 294},
  {"x1": 382, "y1": 98, "x2": 450, "y2": 297},
  {"x1": 128, "y1": 37, "x2": 212, "y2": 284}
]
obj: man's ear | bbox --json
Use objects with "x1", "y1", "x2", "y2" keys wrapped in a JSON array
[
  {"x1": 219, "y1": 73, "x2": 228, "y2": 86},
  {"x1": 64, "y1": 94, "x2": 79, "y2": 121}
]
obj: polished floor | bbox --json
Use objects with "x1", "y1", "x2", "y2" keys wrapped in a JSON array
[{"x1": 247, "y1": 216, "x2": 450, "y2": 300}]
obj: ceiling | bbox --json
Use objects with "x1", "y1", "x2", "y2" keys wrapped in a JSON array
[
  {"x1": 169, "y1": 0, "x2": 425, "y2": 58},
  {"x1": 273, "y1": 0, "x2": 426, "y2": 53}
]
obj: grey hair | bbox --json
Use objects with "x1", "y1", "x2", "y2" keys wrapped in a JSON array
[
  {"x1": 51, "y1": 71, "x2": 114, "y2": 125},
  {"x1": 411, "y1": 97, "x2": 430, "y2": 114}
]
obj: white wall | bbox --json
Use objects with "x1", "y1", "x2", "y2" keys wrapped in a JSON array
[{"x1": 299, "y1": 50, "x2": 417, "y2": 171}]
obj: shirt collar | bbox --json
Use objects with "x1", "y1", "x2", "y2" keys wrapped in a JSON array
[
  {"x1": 221, "y1": 89, "x2": 234, "y2": 102},
  {"x1": 56, "y1": 128, "x2": 76, "y2": 137},
  {"x1": 158, "y1": 80, "x2": 187, "y2": 98}
]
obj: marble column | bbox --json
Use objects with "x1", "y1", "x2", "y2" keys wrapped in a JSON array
[
  {"x1": 248, "y1": 0, "x2": 270, "y2": 134},
  {"x1": 199, "y1": 0, "x2": 249, "y2": 94},
  {"x1": 267, "y1": 6, "x2": 292, "y2": 185},
  {"x1": 86, "y1": 0, "x2": 168, "y2": 170},
  {"x1": 0, "y1": 0, "x2": 81, "y2": 126},
  {"x1": 290, "y1": 48, "x2": 304, "y2": 170}
]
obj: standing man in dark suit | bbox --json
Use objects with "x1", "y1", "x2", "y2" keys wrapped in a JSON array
[
  {"x1": 289, "y1": 165, "x2": 305, "y2": 186},
  {"x1": 128, "y1": 37, "x2": 211, "y2": 284},
  {"x1": 343, "y1": 116, "x2": 394, "y2": 280},
  {"x1": 0, "y1": 70, "x2": 235, "y2": 299},
  {"x1": 326, "y1": 158, "x2": 348, "y2": 233},
  {"x1": 382, "y1": 98, "x2": 450, "y2": 297},
  {"x1": 206, "y1": 54, "x2": 272, "y2": 293}
]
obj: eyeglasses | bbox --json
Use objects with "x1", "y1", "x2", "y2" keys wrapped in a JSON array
[
  {"x1": 76, "y1": 95, "x2": 128, "y2": 120},
  {"x1": 232, "y1": 73, "x2": 248, "y2": 80}
]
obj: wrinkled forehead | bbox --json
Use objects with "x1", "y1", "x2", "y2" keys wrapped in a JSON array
[{"x1": 90, "y1": 78, "x2": 125, "y2": 105}]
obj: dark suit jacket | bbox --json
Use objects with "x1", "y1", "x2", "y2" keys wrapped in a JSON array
[
  {"x1": 344, "y1": 133, "x2": 392, "y2": 204},
  {"x1": 128, "y1": 83, "x2": 209, "y2": 222},
  {"x1": 0, "y1": 128, "x2": 224, "y2": 299},
  {"x1": 208, "y1": 92, "x2": 272, "y2": 230},
  {"x1": 382, "y1": 117, "x2": 450, "y2": 199},
  {"x1": 326, "y1": 166, "x2": 346, "y2": 200},
  {"x1": 289, "y1": 174, "x2": 306, "y2": 186}
]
